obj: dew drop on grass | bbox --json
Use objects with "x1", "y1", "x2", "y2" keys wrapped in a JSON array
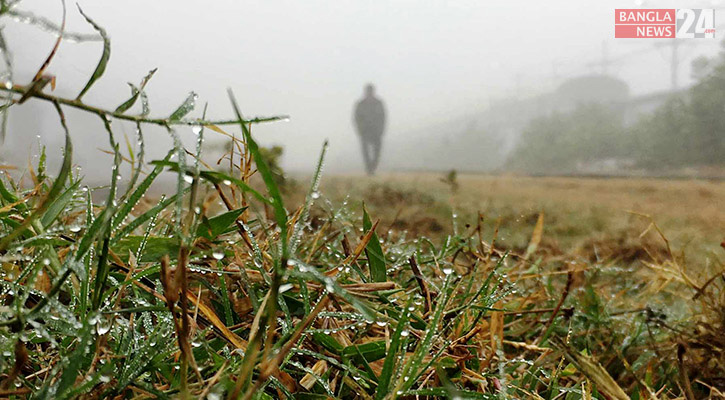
[
  {"x1": 375, "y1": 321, "x2": 387, "y2": 327},
  {"x1": 311, "y1": 191, "x2": 320, "y2": 199},
  {"x1": 279, "y1": 283, "x2": 293, "y2": 293},
  {"x1": 4, "y1": 80, "x2": 12, "y2": 90},
  {"x1": 212, "y1": 252, "x2": 224, "y2": 260},
  {"x1": 183, "y1": 175, "x2": 194, "y2": 184},
  {"x1": 222, "y1": 179, "x2": 232, "y2": 186},
  {"x1": 96, "y1": 318, "x2": 112, "y2": 335},
  {"x1": 400, "y1": 329, "x2": 410, "y2": 337},
  {"x1": 69, "y1": 225, "x2": 81, "y2": 233},
  {"x1": 42, "y1": 258, "x2": 50, "y2": 266},
  {"x1": 192, "y1": 340, "x2": 202, "y2": 348},
  {"x1": 191, "y1": 125, "x2": 202, "y2": 135},
  {"x1": 442, "y1": 267, "x2": 454, "y2": 275}
]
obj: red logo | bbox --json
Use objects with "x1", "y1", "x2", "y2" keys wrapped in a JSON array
[
  {"x1": 615, "y1": 9, "x2": 675, "y2": 38},
  {"x1": 615, "y1": 9, "x2": 715, "y2": 38}
]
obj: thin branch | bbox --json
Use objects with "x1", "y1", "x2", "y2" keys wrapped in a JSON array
[{"x1": 2, "y1": 84, "x2": 288, "y2": 127}]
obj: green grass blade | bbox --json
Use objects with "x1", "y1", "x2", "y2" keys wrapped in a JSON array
[
  {"x1": 363, "y1": 205, "x2": 387, "y2": 282},
  {"x1": 40, "y1": 180, "x2": 80, "y2": 227},
  {"x1": 0, "y1": 101, "x2": 73, "y2": 252},
  {"x1": 289, "y1": 140, "x2": 328, "y2": 254},
  {"x1": 115, "y1": 68, "x2": 156, "y2": 113},
  {"x1": 398, "y1": 274, "x2": 453, "y2": 392},
  {"x1": 75, "y1": 5, "x2": 110, "y2": 100},
  {"x1": 228, "y1": 88, "x2": 288, "y2": 260},
  {"x1": 169, "y1": 91, "x2": 197, "y2": 120},
  {"x1": 375, "y1": 298, "x2": 413, "y2": 400},
  {"x1": 112, "y1": 190, "x2": 186, "y2": 240},
  {"x1": 196, "y1": 207, "x2": 246, "y2": 240},
  {"x1": 112, "y1": 150, "x2": 172, "y2": 230}
]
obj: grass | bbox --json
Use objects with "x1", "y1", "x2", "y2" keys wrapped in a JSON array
[{"x1": 0, "y1": 4, "x2": 724, "y2": 399}]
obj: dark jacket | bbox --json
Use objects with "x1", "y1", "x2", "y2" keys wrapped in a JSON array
[{"x1": 354, "y1": 96, "x2": 386, "y2": 138}]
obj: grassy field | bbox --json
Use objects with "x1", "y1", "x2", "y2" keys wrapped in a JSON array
[
  {"x1": 1, "y1": 7, "x2": 723, "y2": 396},
  {"x1": 291, "y1": 173, "x2": 724, "y2": 264},
  {"x1": 2, "y1": 142, "x2": 724, "y2": 399}
]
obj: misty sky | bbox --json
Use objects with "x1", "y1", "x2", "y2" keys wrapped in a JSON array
[{"x1": 3, "y1": 0, "x2": 723, "y2": 175}]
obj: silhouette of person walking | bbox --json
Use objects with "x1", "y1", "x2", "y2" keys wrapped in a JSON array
[{"x1": 353, "y1": 84, "x2": 386, "y2": 175}]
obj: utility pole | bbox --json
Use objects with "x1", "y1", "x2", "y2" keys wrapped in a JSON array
[{"x1": 655, "y1": 39, "x2": 682, "y2": 90}]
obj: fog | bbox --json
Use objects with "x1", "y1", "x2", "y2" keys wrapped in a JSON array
[{"x1": 2, "y1": 0, "x2": 723, "y2": 178}]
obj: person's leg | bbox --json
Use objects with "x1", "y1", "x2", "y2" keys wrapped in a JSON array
[
  {"x1": 360, "y1": 137, "x2": 373, "y2": 175},
  {"x1": 370, "y1": 136, "x2": 382, "y2": 174}
]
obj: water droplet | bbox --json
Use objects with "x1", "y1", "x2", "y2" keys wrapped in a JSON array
[
  {"x1": 191, "y1": 125, "x2": 202, "y2": 135},
  {"x1": 69, "y1": 225, "x2": 81, "y2": 233},
  {"x1": 400, "y1": 329, "x2": 410, "y2": 337},
  {"x1": 311, "y1": 191, "x2": 320, "y2": 199},
  {"x1": 4, "y1": 80, "x2": 12, "y2": 90},
  {"x1": 442, "y1": 267, "x2": 454, "y2": 275},
  {"x1": 212, "y1": 252, "x2": 224, "y2": 260},
  {"x1": 279, "y1": 283, "x2": 293, "y2": 293},
  {"x1": 96, "y1": 318, "x2": 112, "y2": 335},
  {"x1": 183, "y1": 175, "x2": 194, "y2": 184},
  {"x1": 222, "y1": 179, "x2": 232, "y2": 186},
  {"x1": 42, "y1": 258, "x2": 50, "y2": 266},
  {"x1": 375, "y1": 321, "x2": 387, "y2": 327}
]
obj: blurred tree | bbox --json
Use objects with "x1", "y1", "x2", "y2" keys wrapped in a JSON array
[{"x1": 506, "y1": 104, "x2": 627, "y2": 174}]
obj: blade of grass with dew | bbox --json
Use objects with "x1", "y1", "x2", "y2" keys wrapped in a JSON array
[
  {"x1": 289, "y1": 139, "x2": 328, "y2": 254},
  {"x1": 363, "y1": 204, "x2": 387, "y2": 282},
  {"x1": 0, "y1": 29, "x2": 14, "y2": 142},
  {"x1": 196, "y1": 207, "x2": 247, "y2": 240},
  {"x1": 112, "y1": 189, "x2": 188, "y2": 240},
  {"x1": 0, "y1": 102, "x2": 72, "y2": 252},
  {"x1": 115, "y1": 68, "x2": 156, "y2": 113},
  {"x1": 342, "y1": 340, "x2": 387, "y2": 365},
  {"x1": 149, "y1": 160, "x2": 269, "y2": 205},
  {"x1": 287, "y1": 258, "x2": 376, "y2": 320},
  {"x1": 40, "y1": 180, "x2": 80, "y2": 227},
  {"x1": 91, "y1": 143, "x2": 121, "y2": 310},
  {"x1": 375, "y1": 297, "x2": 414, "y2": 400},
  {"x1": 118, "y1": 122, "x2": 145, "y2": 202},
  {"x1": 168, "y1": 91, "x2": 197, "y2": 121},
  {"x1": 75, "y1": 5, "x2": 110, "y2": 100},
  {"x1": 397, "y1": 273, "x2": 453, "y2": 393},
  {"x1": 112, "y1": 149, "x2": 173, "y2": 231},
  {"x1": 5, "y1": 8, "x2": 103, "y2": 42},
  {"x1": 228, "y1": 88, "x2": 288, "y2": 259}
]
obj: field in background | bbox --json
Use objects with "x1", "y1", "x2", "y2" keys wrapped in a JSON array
[{"x1": 288, "y1": 173, "x2": 724, "y2": 265}]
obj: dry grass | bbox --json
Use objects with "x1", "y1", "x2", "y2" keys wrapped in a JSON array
[{"x1": 292, "y1": 173, "x2": 724, "y2": 264}]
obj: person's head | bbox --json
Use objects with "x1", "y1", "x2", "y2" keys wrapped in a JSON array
[{"x1": 364, "y1": 83, "x2": 375, "y2": 97}]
